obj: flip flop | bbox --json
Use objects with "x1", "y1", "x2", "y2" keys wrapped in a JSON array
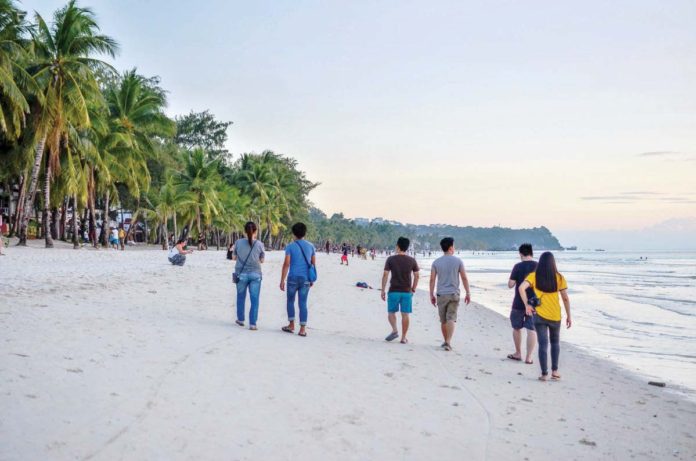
[
  {"x1": 298, "y1": 331, "x2": 307, "y2": 337},
  {"x1": 551, "y1": 373, "x2": 561, "y2": 381},
  {"x1": 281, "y1": 326, "x2": 294, "y2": 333},
  {"x1": 235, "y1": 320, "x2": 244, "y2": 327},
  {"x1": 525, "y1": 360, "x2": 534, "y2": 364},
  {"x1": 400, "y1": 339, "x2": 409, "y2": 344},
  {"x1": 443, "y1": 343, "x2": 452, "y2": 351},
  {"x1": 385, "y1": 332, "x2": 399, "y2": 342},
  {"x1": 507, "y1": 354, "x2": 522, "y2": 361},
  {"x1": 249, "y1": 326, "x2": 258, "y2": 331},
  {"x1": 538, "y1": 375, "x2": 548, "y2": 382}
]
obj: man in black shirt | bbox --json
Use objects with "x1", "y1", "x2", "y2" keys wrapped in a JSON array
[{"x1": 507, "y1": 243, "x2": 537, "y2": 364}]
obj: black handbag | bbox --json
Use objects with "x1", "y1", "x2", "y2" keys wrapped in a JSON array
[{"x1": 233, "y1": 240, "x2": 257, "y2": 284}]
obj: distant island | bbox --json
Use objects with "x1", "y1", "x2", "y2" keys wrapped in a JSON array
[{"x1": 309, "y1": 209, "x2": 563, "y2": 251}]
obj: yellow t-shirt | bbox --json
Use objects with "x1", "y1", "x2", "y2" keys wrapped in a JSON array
[{"x1": 525, "y1": 272, "x2": 568, "y2": 321}]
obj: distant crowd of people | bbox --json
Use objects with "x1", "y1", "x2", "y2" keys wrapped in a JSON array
[{"x1": 169, "y1": 223, "x2": 572, "y2": 382}]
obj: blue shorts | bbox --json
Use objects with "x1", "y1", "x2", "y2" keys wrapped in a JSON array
[
  {"x1": 388, "y1": 292, "x2": 413, "y2": 314},
  {"x1": 510, "y1": 309, "x2": 535, "y2": 330}
]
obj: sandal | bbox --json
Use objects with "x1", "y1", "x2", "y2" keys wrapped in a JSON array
[
  {"x1": 507, "y1": 354, "x2": 522, "y2": 361},
  {"x1": 538, "y1": 375, "x2": 548, "y2": 382},
  {"x1": 400, "y1": 338, "x2": 409, "y2": 344},
  {"x1": 235, "y1": 320, "x2": 244, "y2": 327},
  {"x1": 281, "y1": 326, "x2": 294, "y2": 333},
  {"x1": 298, "y1": 331, "x2": 307, "y2": 337},
  {"x1": 551, "y1": 373, "x2": 561, "y2": 380},
  {"x1": 525, "y1": 360, "x2": 534, "y2": 364}
]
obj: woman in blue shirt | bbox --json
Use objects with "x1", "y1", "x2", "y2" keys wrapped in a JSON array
[{"x1": 280, "y1": 222, "x2": 316, "y2": 337}]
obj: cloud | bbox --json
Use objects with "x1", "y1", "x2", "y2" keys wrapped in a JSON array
[
  {"x1": 636, "y1": 151, "x2": 696, "y2": 161},
  {"x1": 637, "y1": 151, "x2": 680, "y2": 157},
  {"x1": 581, "y1": 193, "x2": 696, "y2": 204}
]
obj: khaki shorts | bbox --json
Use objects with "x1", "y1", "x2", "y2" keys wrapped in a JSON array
[{"x1": 437, "y1": 294, "x2": 460, "y2": 323}]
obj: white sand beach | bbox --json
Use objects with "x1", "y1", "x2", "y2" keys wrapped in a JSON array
[{"x1": 1, "y1": 242, "x2": 695, "y2": 461}]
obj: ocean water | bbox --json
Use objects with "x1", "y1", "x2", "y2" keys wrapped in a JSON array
[{"x1": 421, "y1": 250, "x2": 696, "y2": 399}]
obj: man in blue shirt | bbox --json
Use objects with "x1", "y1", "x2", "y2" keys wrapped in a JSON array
[{"x1": 280, "y1": 222, "x2": 316, "y2": 337}]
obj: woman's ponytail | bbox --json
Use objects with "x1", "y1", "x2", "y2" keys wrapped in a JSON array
[{"x1": 244, "y1": 221, "x2": 257, "y2": 246}]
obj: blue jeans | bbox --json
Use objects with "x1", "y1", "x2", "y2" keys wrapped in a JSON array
[
  {"x1": 535, "y1": 315, "x2": 561, "y2": 375},
  {"x1": 236, "y1": 272, "x2": 262, "y2": 326},
  {"x1": 286, "y1": 275, "x2": 310, "y2": 326}
]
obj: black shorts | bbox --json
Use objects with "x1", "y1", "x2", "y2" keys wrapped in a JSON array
[{"x1": 510, "y1": 309, "x2": 535, "y2": 330}]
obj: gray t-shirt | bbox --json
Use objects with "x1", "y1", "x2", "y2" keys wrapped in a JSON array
[
  {"x1": 431, "y1": 254, "x2": 465, "y2": 295},
  {"x1": 234, "y1": 239, "x2": 265, "y2": 275}
]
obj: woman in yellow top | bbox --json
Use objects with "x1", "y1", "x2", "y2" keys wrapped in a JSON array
[{"x1": 519, "y1": 252, "x2": 571, "y2": 381}]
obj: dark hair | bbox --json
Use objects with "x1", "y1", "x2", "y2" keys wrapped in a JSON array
[
  {"x1": 291, "y1": 222, "x2": 307, "y2": 238},
  {"x1": 440, "y1": 237, "x2": 454, "y2": 252},
  {"x1": 176, "y1": 238, "x2": 187, "y2": 245},
  {"x1": 396, "y1": 237, "x2": 410, "y2": 252},
  {"x1": 519, "y1": 243, "x2": 533, "y2": 257},
  {"x1": 244, "y1": 221, "x2": 257, "y2": 246},
  {"x1": 535, "y1": 251, "x2": 559, "y2": 292}
]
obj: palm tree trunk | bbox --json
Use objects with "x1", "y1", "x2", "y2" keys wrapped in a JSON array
[
  {"x1": 100, "y1": 190, "x2": 110, "y2": 247},
  {"x1": 161, "y1": 216, "x2": 168, "y2": 250},
  {"x1": 215, "y1": 228, "x2": 220, "y2": 250},
  {"x1": 43, "y1": 159, "x2": 54, "y2": 248},
  {"x1": 18, "y1": 137, "x2": 46, "y2": 245},
  {"x1": 11, "y1": 172, "x2": 26, "y2": 237},
  {"x1": 51, "y1": 207, "x2": 59, "y2": 240},
  {"x1": 173, "y1": 213, "x2": 178, "y2": 241},
  {"x1": 60, "y1": 198, "x2": 68, "y2": 240},
  {"x1": 89, "y1": 193, "x2": 97, "y2": 247},
  {"x1": 72, "y1": 195, "x2": 79, "y2": 249}
]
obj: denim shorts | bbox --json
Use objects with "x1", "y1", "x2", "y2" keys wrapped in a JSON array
[
  {"x1": 510, "y1": 309, "x2": 535, "y2": 330},
  {"x1": 387, "y1": 292, "x2": 413, "y2": 313}
]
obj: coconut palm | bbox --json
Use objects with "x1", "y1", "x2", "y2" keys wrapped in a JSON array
[
  {"x1": 175, "y1": 148, "x2": 224, "y2": 239},
  {"x1": 17, "y1": 0, "x2": 118, "y2": 246},
  {"x1": 0, "y1": 0, "x2": 36, "y2": 140}
]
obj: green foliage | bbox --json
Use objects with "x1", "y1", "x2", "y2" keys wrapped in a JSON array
[{"x1": 174, "y1": 110, "x2": 232, "y2": 161}]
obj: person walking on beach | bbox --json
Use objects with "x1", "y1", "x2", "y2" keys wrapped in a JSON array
[
  {"x1": 280, "y1": 222, "x2": 316, "y2": 337},
  {"x1": 232, "y1": 222, "x2": 265, "y2": 330},
  {"x1": 341, "y1": 244, "x2": 349, "y2": 265},
  {"x1": 381, "y1": 237, "x2": 419, "y2": 344},
  {"x1": 429, "y1": 237, "x2": 471, "y2": 351},
  {"x1": 507, "y1": 243, "x2": 537, "y2": 364},
  {"x1": 168, "y1": 238, "x2": 193, "y2": 266},
  {"x1": 519, "y1": 251, "x2": 572, "y2": 381},
  {"x1": 118, "y1": 226, "x2": 126, "y2": 251}
]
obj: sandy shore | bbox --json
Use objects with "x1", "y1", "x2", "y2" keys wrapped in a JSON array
[{"x1": 1, "y1": 241, "x2": 695, "y2": 460}]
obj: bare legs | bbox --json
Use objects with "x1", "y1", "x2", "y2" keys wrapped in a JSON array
[
  {"x1": 401, "y1": 313, "x2": 409, "y2": 343},
  {"x1": 441, "y1": 321, "x2": 455, "y2": 346},
  {"x1": 512, "y1": 328, "x2": 536, "y2": 362},
  {"x1": 388, "y1": 313, "x2": 410, "y2": 343}
]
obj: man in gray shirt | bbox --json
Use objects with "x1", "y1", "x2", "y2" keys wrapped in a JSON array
[{"x1": 429, "y1": 237, "x2": 471, "y2": 351}]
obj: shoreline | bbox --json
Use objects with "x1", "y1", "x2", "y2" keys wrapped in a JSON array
[{"x1": 1, "y1": 245, "x2": 695, "y2": 460}]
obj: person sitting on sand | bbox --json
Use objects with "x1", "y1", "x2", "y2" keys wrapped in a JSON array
[
  {"x1": 429, "y1": 237, "x2": 471, "y2": 351},
  {"x1": 507, "y1": 243, "x2": 537, "y2": 364},
  {"x1": 168, "y1": 238, "x2": 193, "y2": 266},
  {"x1": 381, "y1": 237, "x2": 419, "y2": 344},
  {"x1": 232, "y1": 222, "x2": 265, "y2": 330},
  {"x1": 519, "y1": 251, "x2": 572, "y2": 381},
  {"x1": 280, "y1": 222, "x2": 316, "y2": 337}
]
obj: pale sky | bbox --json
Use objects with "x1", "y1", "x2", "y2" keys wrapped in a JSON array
[{"x1": 28, "y1": 0, "x2": 696, "y2": 246}]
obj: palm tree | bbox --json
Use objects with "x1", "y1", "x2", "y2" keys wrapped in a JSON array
[
  {"x1": 0, "y1": 0, "x2": 34, "y2": 140},
  {"x1": 97, "y1": 70, "x2": 174, "y2": 245},
  {"x1": 175, "y1": 148, "x2": 224, "y2": 240},
  {"x1": 17, "y1": 0, "x2": 118, "y2": 247}
]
